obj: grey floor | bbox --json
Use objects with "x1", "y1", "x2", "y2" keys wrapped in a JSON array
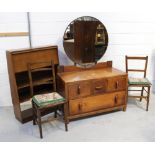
[{"x1": 0, "y1": 94, "x2": 155, "y2": 142}]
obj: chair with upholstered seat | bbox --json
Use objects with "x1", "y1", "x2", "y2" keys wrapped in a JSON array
[
  {"x1": 28, "y1": 61, "x2": 68, "y2": 138},
  {"x1": 125, "y1": 56, "x2": 151, "y2": 111}
]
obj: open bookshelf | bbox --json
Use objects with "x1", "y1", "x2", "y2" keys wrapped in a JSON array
[{"x1": 6, "y1": 45, "x2": 59, "y2": 123}]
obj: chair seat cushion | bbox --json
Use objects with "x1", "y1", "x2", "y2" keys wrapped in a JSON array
[
  {"x1": 128, "y1": 77, "x2": 151, "y2": 85},
  {"x1": 32, "y1": 92, "x2": 65, "y2": 107}
]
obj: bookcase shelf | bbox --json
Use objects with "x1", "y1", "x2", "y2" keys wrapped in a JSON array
[
  {"x1": 16, "y1": 71, "x2": 29, "y2": 89},
  {"x1": 6, "y1": 45, "x2": 59, "y2": 123},
  {"x1": 18, "y1": 87, "x2": 31, "y2": 103}
]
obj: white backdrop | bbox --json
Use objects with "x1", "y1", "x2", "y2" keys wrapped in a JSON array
[{"x1": 0, "y1": 12, "x2": 155, "y2": 106}]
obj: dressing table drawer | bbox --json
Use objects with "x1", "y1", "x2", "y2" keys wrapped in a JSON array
[
  {"x1": 92, "y1": 79, "x2": 107, "y2": 94},
  {"x1": 107, "y1": 77, "x2": 127, "y2": 92},
  {"x1": 68, "y1": 81, "x2": 91, "y2": 99},
  {"x1": 69, "y1": 91, "x2": 126, "y2": 115},
  {"x1": 69, "y1": 98, "x2": 82, "y2": 115}
]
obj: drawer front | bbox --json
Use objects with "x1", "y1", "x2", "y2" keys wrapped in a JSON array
[
  {"x1": 69, "y1": 98, "x2": 82, "y2": 115},
  {"x1": 69, "y1": 91, "x2": 126, "y2": 115},
  {"x1": 68, "y1": 81, "x2": 91, "y2": 99},
  {"x1": 107, "y1": 77, "x2": 127, "y2": 92},
  {"x1": 92, "y1": 79, "x2": 107, "y2": 95}
]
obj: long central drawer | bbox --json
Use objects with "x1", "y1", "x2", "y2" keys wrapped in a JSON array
[{"x1": 69, "y1": 91, "x2": 126, "y2": 115}]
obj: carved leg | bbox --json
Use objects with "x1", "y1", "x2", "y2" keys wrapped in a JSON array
[{"x1": 146, "y1": 86, "x2": 150, "y2": 111}]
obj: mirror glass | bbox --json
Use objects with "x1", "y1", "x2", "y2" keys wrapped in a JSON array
[{"x1": 63, "y1": 16, "x2": 108, "y2": 67}]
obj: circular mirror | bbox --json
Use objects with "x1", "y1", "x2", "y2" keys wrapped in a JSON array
[{"x1": 63, "y1": 16, "x2": 108, "y2": 67}]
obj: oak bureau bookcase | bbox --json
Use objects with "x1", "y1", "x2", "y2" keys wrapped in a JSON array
[
  {"x1": 6, "y1": 46, "x2": 59, "y2": 123},
  {"x1": 57, "y1": 16, "x2": 128, "y2": 123}
]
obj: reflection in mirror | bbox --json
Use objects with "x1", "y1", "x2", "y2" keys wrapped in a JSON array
[{"x1": 63, "y1": 16, "x2": 108, "y2": 67}]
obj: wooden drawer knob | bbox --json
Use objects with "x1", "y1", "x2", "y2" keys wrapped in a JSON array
[
  {"x1": 78, "y1": 104, "x2": 82, "y2": 111},
  {"x1": 95, "y1": 86, "x2": 103, "y2": 90},
  {"x1": 77, "y1": 85, "x2": 81, "y2": 94},
  {"x1": 115, "y1": 81, "x2": 119, "y2": 89},
  {"x1": 114, "y1": 95, "x2": 118, "y2": 104}
]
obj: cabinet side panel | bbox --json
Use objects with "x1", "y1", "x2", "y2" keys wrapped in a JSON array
[
  {"x1": 6, "y1": 51, "x2": 21, "y2": 121},
  {"x1": 57, "y1": 75, "x2": 65, "y2": 97}
]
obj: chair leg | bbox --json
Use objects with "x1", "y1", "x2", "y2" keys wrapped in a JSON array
[
  {"x1": 37, "y1": 109, "x2": 43, "y2": 139},
  {"x1": 140, "y1": 87, "x2": 144, "y2": 102},
  {"x1": 32, "y1": 102, "x2": 36, "y2": 125},
  {"x1": 146, "y1": 86, "x2": 150, "y2": 111},
  {"x1": 64, "y1": 103, "x2": 68, "y2": 131},
  {"x1": 54, "y1": 109, "x2": 57, "y2": 118}
]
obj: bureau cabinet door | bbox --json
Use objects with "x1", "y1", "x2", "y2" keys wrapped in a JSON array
[
  {"x1": 107, "y1": 77, "x2": 127, "y2": 92},
  {"x1": 68, "y1": 81, "x2": 91, "y2": 99},
  {"x1": 92, "y1": 79, "x2": 107, "y2": 95},
  {"x1": 69, "y1": 91, "x2": 126, "y2": 115}
]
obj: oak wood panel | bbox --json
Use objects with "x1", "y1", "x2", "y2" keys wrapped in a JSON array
[
  {"x1": 6, "y1": 51, "x2": 21, "y2": 121},
  {"x1": 69, "y1": 91, "x2": 125, "y2": 115},
  {"x1": 12, "y1": 49, "x2": 59, "y2": 72},
  {"x1": 68, "y1": 105, "x2": 125, "y2": 120},
  {"x1": 68, "y1": 81, "x2": 91, "y2": 99},
  {"x1": 82, "y1": 91, "x2": 126, "y2": 113},
  {"x1": 107, "y1": 77, "x2": 126, "y2": 92},
  {"x1": 57, "y1": 61, "x2": 112, "y2": 73},
  {"x1": 58, "y1": 67, "x2": 126, "y2": 83},
  {"x1": 92, "y1": 79, "x2": 107, "y2": 94},
  {"x1": 69, "y1": 98, "x2": 82, "y2": 115}
]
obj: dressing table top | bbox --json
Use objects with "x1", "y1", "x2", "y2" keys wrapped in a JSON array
[{"x1": 58, "y1": 67, "x2": 126, "y2": 83}]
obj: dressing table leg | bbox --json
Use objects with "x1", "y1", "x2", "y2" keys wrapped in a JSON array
[{"x1": 123, "y1": 106, "x2": 127, "y2": 112}]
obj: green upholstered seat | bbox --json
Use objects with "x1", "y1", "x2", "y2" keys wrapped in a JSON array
[
  {"x1": 32, "y1": 92, "x2": 65, "y2": 107},
  {"x1": 128, "y1": 77, "x2": 151, "y2": 85}
]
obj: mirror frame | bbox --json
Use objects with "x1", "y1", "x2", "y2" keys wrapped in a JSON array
[{"x1": 63, "y1": 16, "x2": 108, "y2": 67}]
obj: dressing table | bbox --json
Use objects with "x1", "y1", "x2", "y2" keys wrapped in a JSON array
[
  {"x1": 57, "y1": 16, "x2": 128, "y2": 123},
  {"x1": 57, "y1": 61, "x2": 128, "y2": 122}
]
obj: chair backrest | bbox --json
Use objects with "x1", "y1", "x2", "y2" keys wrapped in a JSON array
[
  {"x1": 125, "y1": 56, "x2": 148, "y2": 78},
  {"x1": 27, "y1": 61, "x2": 56, "y2": 97}
]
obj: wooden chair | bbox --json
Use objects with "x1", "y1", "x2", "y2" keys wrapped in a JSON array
[
  {"x1": 28, "y1": 61, "x2": 68, "y2": 138},
  {"x1": 125, "y1": 56, "x2": 151, "y2": 111}
]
